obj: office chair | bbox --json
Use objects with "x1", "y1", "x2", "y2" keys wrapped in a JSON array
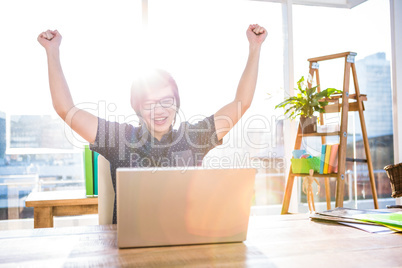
[{"x1": 98, "y1": 155, "x2": 115, "y2": 225}]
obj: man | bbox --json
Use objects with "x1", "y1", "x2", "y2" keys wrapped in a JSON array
[{"x1": 38, "y1": 24, "x2": 267, "y2": 223}]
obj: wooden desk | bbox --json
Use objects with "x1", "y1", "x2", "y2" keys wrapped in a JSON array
[
  {"x1": 25, "y1": 190, "x2": 98, "y2": 228},
  {"x1": 1, "y1": 214, "x2": 402, "y2": 267}
]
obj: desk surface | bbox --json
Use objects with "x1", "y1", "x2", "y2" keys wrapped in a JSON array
[{"x1": 1, "y1": 214, "x2": 402, "y2": 267}]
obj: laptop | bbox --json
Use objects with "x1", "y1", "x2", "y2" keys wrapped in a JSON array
[{"x1": 116, "y1": 167, "x2": 256, "y2": 248}]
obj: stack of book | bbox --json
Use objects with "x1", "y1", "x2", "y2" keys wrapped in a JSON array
[
  {"x1": 319, "y1": 144, "x2": 339, "y2": 174},
  {"x1": 310, "y1": 207, "x2": 402, "y2": 234},
  {"x1": 83, "y1": 145, "x2": 99, "y2": 197}
]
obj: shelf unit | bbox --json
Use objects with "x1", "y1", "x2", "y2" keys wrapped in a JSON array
[{"x1": 281, "y1": 52, "x2": 379, "y2": 214}]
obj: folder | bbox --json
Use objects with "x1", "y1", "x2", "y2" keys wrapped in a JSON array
[
  {"x1": 93, "y1": 151, "x2": 99, "y2": 196},
  {"x1": 84, "y1": 145, "x2": 94, "y2": 196}
]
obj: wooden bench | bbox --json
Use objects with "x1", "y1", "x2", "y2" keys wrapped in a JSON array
[{"x1": 25, "y1": 190, "x2": 98, "y2": 228}]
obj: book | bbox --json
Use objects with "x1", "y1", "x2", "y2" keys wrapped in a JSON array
[
  {"x1": 84, "y1": 145, "x2": 94, "y2": 197},
  {"x1": 323, "y1": 144, "x2": 332, "y2": 174},
  {"x1": 333, "y1": 145, "x2": 339, "y2": 173},
  {"x1": 311, "y1": 207, "x2": 402, "y2": 233},
  {"x1": 328, "y1": 144, "x2": 339, "y2": 174},
  {"x1": 310, "y1": 213, "x2": 396, "y2": 234},
  {"x1": 319, "y1": 145, "x2": 326, "y2": 174},
  {"x1": 93, "y1": 151, "x2": 99, "y2": 196},
  {"x1": 355, "y1": 213, "x2": 402, "y2": 230}
]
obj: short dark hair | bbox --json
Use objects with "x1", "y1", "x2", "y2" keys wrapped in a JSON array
[{"x1": 130, "y1": 69, "x2": 180, "y2": 117}]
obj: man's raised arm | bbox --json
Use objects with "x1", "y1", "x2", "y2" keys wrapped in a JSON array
[
  {"x1": 38, "y1": 30, "x2": 98, "y2": 144},
  {"x1": 214, "y1": 24, "x2": 267, "y2": 141}
]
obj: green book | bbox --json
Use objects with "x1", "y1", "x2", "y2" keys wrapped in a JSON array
[
  {"x1": 319, "y1": 145, "x2": 326, "y2": 174},
  {"x1": 84, "y1": 145, "x2": 94, "y2": 197},
  {"x1": 93, "y1": 151, "x2": 99, "y2": 196},
  {"x1": 355, "y1": 213, "x2": 402, "y2": 230}
]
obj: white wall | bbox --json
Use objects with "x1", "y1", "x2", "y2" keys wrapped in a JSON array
[
  {"x1": 390, "y1": 0, "x2": 402, "y2": 205},
  {"x1": 390, "y1": 0, "x2": 402, "y2": 164}
]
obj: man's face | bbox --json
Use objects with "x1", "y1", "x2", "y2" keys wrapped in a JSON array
[{"x1": 139, "y1": 86, "x2": 177, "y2": 140}]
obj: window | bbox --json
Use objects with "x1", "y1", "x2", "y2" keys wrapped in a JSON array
[
  {"x1": 1, "y1": 0, "x2": 392, "y2": 223},
  {"x1": 0, "y1": 0, "x2": 142, "y2": 221},
  {"x1": 292, "y1": 0, "x2": 393, "y2": 211},
  {"x1": 1, "y1": 0, "x2": 285, "y2": 220},
  {"x1": 147, "y1": 0, "x2": 286, "y2": 213}
]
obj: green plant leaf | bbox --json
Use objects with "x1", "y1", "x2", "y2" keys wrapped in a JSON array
[
  {"x1": 288, "y1": 110, "x2": 295, "y2": 119},
  {"x1": 297, "y1": 76, "x2": 305, "y2": 91},
  {"x1": 294, "y1": 106, "x2": 303, "y2": 115},
  {"x1": 284, "y1": 107, "x2": 293, "y2": 115},
  {"x1": 275, "y1": 97, "x2": 298, "y2": 108},
  {"x1": 307, "y1": 86, "x2": 317, "y2": 99},
  {"x1": 310, "y1": 99, "x2": 319, "y2": 107},
  {"x1": 320, "y1": 101, "x2": 329, "y2": 107},
  {"x1": 274, "y1": 76, "x2": 341, "y2": 119},
  {"x1": 316, "y1": 88, "x2": 342, "y2": 99}
]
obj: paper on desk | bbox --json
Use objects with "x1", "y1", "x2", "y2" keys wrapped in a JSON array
[
  {"x1": 310, "y1": 213, "x2": 380, "y2": 225},
  {"x1": 338, "y1": 222, "x2": 397, "y2": 234},
  {"x1": 317, "y1": 207, "x2": 390, "y2": 219}
]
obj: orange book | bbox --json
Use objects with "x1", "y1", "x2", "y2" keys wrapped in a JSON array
[
  {"x1": 333, "y1": 145, "x2": 339, "y2": 173},
  {"x1": 328, "y1": 144, "x2": 339, "y2": 174}
]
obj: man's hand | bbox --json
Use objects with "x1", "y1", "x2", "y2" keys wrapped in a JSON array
[
  {"x1": 37, "y1": 30, "x2": 62, "y2": 51},
  {"x1": 247, "y1": 24, "x2": 267, "y2": 46}
]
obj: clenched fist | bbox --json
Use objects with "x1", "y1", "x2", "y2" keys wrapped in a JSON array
[
  {"x1": 37, "y1": 29, "x2": 62, "y2": 51},
  {"x1": 247, "y1": 24, "x2": 267, "y2": 46}
]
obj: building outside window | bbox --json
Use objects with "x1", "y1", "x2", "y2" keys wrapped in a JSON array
[{"x1": 353, "y1": 52, "x2": 393, "y2": 202}]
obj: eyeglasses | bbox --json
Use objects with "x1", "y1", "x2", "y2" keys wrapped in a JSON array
[{"x1": 141, "y1": 97, "x2": 175, "y2": 110}]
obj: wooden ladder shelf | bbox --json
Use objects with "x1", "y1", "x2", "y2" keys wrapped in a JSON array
[{"x1": 281, "y1": 51, "x2": 379, "y2": 214}]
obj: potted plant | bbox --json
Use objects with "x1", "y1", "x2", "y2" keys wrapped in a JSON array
[{"x1": 275, "y1": 76, "x2": 342, "y2": 134}]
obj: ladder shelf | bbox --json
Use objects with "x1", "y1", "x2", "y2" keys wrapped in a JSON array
[{"x1": 281, "y1": 51, "x2": 379, "y2": 214}]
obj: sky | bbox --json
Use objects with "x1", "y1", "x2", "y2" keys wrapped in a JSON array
[{"x1": 0, "y1": 0, "x2": 391, "y2": 124}]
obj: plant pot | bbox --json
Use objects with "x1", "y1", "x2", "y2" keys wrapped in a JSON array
[{"x1": 300, "y1": 115, "x2": 317, "y2": 134}]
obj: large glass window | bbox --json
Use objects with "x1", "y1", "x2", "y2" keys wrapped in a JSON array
[
  {"x1": 1, "y1": 0, "x2": 285, "y2": 221},
  {"x1": 1, "y1": 0, "x2": 392, "y2": 223},
  {"x1": 292, "y1": 0, "x2": 393, "y2": 211},
  {"x1": 0, "y1": 0, "x2": 142, "y2": 221},
  {"x1": 147, "y1": 0, "x2": 286, "y2": 214}
]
